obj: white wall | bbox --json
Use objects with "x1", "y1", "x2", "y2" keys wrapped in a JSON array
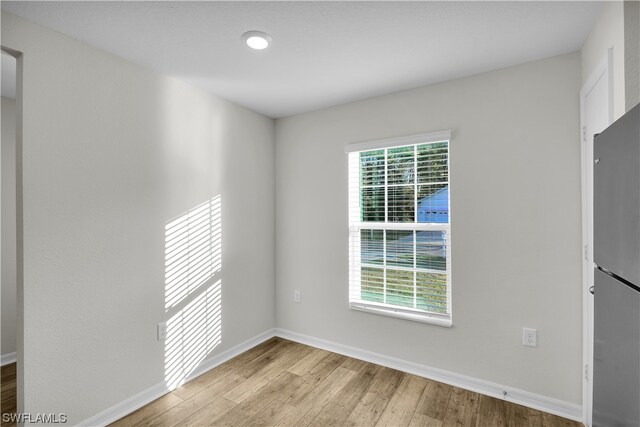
[
  {"x1": 275, "y1": 53, "x2": 583, "y2": 404},
  {"x1": 581, "y1": 1, "x2": 626, "y2": 120},
  {"x1": 1, "y1": 96, "x2": 17, "y2": 358},
  {"x1": 1, "y1": 12, "x2": 275, "y2": 425}
]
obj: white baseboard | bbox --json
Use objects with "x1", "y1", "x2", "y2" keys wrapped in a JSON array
[
  {"x1": 77, "y1": 328, "x2": 276, "y2": 427},
  {"x1": 275, "y1": 328, "x2": 582, "y2": 423},
  {"x1": 78, "y1": 327, "x2": 582, "y2": 426},
  {"x1": 1, "y1": 352, "x2": 17, "y2": 366}
]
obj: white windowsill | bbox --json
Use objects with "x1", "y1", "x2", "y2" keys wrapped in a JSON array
[{"x1": 349, "y1": 303, "x2": 453, "y2": 327}]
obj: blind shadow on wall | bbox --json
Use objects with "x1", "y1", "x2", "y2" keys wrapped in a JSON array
[{"x1": 164, "y1": 195, "x2": 222, "y2": 389}]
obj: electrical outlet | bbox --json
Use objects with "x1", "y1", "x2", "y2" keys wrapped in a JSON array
[
  {"x1": 523, "y1": 328, "x2": 537, "y2": 347},
  {"x1": 294, "y1": 290, "x2": 301, "y2": 303},
  {"x1": 157, "y1": 322, "x2": 167, "y2": 341}
]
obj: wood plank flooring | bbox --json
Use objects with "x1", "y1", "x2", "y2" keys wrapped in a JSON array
[
  {"x1": 1, "y1": 362, "x2": 17, "y2": 427},
  {"x1": 111, "y1": 338, "x2": 580, "y2": 427}
]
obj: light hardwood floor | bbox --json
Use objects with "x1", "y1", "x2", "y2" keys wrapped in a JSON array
[
  {"x1": 1, "y1": 362, "x2": 17, "y2": 427},
  {"x1": 111, "y1": 338, "x2": 580, "y2": 427}
]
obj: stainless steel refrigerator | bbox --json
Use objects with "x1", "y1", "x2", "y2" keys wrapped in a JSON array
[{"x1": 593, "y1": 103, "x2": 640, "y2": 427}]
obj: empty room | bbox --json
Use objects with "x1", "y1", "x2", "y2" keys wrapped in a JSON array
[{"x1": 1, "y1": 1, "x2": 639, "y2": 426}]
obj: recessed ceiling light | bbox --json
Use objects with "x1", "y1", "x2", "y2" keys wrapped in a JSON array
[{"x1": 242, "y1": 30, "x2": 272, "y2": 50}]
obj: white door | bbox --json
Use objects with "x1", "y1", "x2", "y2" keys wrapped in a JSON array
[{"x1": 580, "y1": 50, "x2": 612, "y2": 427}]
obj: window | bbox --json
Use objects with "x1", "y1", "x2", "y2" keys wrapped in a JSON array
[{"x1": 347, "y1": 131, "x2": 451, "y2": 326}]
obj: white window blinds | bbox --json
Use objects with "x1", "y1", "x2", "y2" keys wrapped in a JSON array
[{"x1": 347, "y1": 132, "x2": 452, "y2": 326}]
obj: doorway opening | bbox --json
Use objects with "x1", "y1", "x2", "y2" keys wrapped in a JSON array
[{"x1": 1, "y1": 46, "x2": 21, "y2": 426}]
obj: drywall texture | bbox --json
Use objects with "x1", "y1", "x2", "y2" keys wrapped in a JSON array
[
  {"x1": 625, "y1": 0, "x2": 639, "y2": 111},
  {"x1": 1, "y1": 96, "x2": 17, "y2": 357},
  {"x1": 276, "y1": 53, "x2": 583, "y2": 404},
  {"x1": 582, "y1": 1, "x2": 626, "y2": 120},
  {"x1": 2, "y1": 12, "x2": 275, "y2": 425}
]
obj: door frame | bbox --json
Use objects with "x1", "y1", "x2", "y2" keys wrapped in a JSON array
[
  {"x1": 1, "y1": 43, "x2": 24, "y2": 415},
  {"x1": 580, "y1": 49, "x2": 613, "y2": 427}
]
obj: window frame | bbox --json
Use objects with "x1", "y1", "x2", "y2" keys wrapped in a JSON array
[{"x1": 346, "y1": 131, "x2": 452, "y2": 327}]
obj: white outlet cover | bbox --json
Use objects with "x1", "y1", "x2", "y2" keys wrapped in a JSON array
[
  {"x1": 523, "y1": 328, "x2": 537, "y2": 347},
  {"x1": 157, "y1": 322, "x2": 167, "y2": 341}
]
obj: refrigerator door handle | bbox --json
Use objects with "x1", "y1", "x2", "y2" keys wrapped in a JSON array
[{"x1": 596, "y1": 265, "x2": 640, "y2": 294}]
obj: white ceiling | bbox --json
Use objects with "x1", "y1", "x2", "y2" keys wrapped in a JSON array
[{"x1": 1, "y1": 1, "x2": 601, "y2": 118}]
